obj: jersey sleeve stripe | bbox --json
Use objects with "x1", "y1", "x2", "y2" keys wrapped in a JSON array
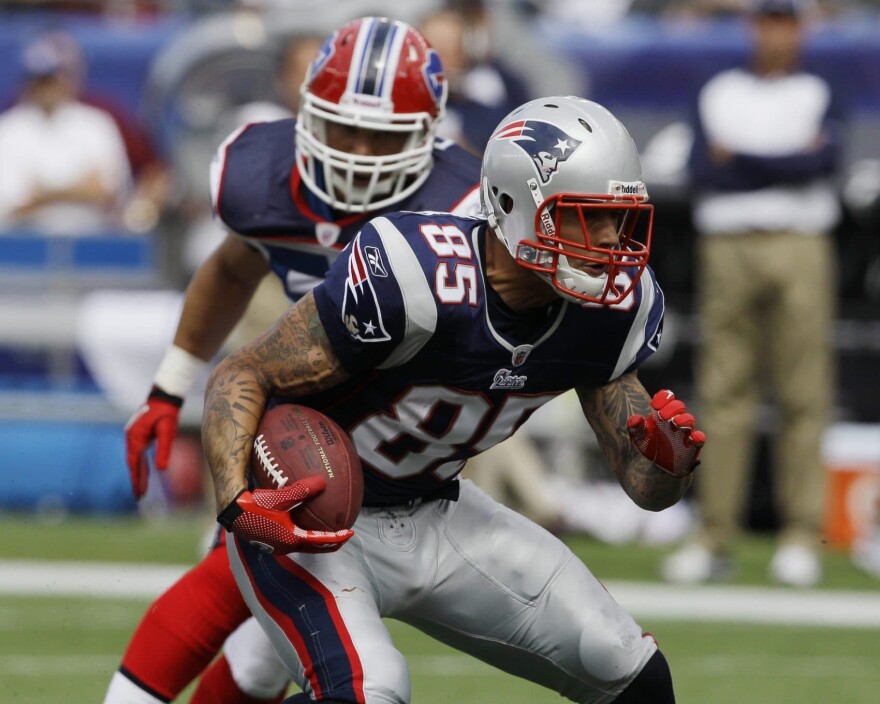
[
  {"x1": 369, "y1": 217, "x2": 438, "y2": 369},
  {"x1": 610, "y1": 271, "x2": 657, "y2": 380},
  {"x1": 448, "y1": 184, "x2": 482, "y2": 217},
  {"x1": 209, "y1": 123, "x2": 251, "y2": 220}
]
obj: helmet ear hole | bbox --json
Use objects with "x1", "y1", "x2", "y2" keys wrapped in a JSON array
[{"x1": 499, "y1": 193, "x2": 514, "y2": 214}]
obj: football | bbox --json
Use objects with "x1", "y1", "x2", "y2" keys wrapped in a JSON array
[{"x1": 250, "y1": 404, "x2": 363, "y2": 532}]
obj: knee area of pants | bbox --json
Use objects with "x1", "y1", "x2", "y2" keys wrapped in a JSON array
[
  {"x1": 296, "y1": 645, "x2": 409, "y2": 704},
  {"x1": 577, "y1": 618, "x2": 650, "y2": 685},
  {"x1": 227, "y1": 651, "x2": 290, "y2": 698},
  {"x1": 354, "y1": 644, "x2": 410, "y2": 704}
]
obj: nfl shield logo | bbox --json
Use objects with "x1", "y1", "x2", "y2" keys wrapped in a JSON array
[
  {"x1": 316, "y1": 223, "x2": 341, "y2": 248},
  {"x1": 511, "y1": 344, "x2": 533, "y2": 367}
]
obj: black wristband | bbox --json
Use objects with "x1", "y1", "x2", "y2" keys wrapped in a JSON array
[
  {"x1": 217, "y1": 489, "x2": 248, "y2": 530},
  {"x1": 148, "y1": 385, "x2": 184, "y2": 407}
]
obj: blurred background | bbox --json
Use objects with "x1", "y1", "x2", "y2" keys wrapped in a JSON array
[{"x1": 0, "y1": 0, "x2": 878, "y2": 559}]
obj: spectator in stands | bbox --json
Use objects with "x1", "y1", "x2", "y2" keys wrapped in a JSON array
[
  {"x1": 661, "y1": 0, "x2": 843, "y2": 587},
  {"x1": 420, "y1": 0, "x2": 530, "y2": 154},
  {"x1": 538, "y1": 0, "x2": 638, "y2": 26},
  {"x1": 276, "y1": 32, "x2": 324, "y2": 115},
  {"x1": 0, "y1": 31, "x2": 132, "y2": 236}
]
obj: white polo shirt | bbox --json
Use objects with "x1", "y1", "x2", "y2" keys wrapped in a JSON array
[
  {"x1": 692, "y1": 67, "x2": 841, "y2": 236},
  {"x1": 0, "y1": 99, "x2": 131, "y2": 235}
]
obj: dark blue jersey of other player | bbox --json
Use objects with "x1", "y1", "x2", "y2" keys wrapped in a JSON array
[
  {"x1": 294, "y1": 211, "x2": 665, "y2": 506},
  {"x1": 210, "y1": 118, "x2": 482, "y2": 300}
]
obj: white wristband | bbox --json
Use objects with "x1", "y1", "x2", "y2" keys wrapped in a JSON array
[{"x1": 153, "y1": 345, "x2": 209, "y2": 398}]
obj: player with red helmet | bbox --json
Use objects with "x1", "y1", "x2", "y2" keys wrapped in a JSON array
[{"x1": 104, "y1": 16, "x2": 481, "y2": 704}]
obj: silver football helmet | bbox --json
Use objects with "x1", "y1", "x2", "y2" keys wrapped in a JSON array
[{"x1": 480, "y1": 96, "x2": 653, "y2": 305}]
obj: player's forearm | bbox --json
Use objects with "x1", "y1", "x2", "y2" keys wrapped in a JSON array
[
  {"x1": 617, "y1": 454, "x2": 692, "y2": 512},
  {"x1": 21, "y1": 171, "x2": 113, "y2": 211},
  {"x1": 578, "y1": 374, "x2": 691, "y2": 511},
  {"x1": 173, "y1": 247, "x2": 266, "y2": 362},
  {"x1": 202, "y1": 292, "x2": 350, "y2": 512},
  {"x1": 202, "y1": 354, "x2": 269, "y2": 513}
]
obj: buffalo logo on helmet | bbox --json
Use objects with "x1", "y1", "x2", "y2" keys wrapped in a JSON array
[
  {"x1": 307, "y1": 32, "x2": 336, "y2": 84},
  {"x1": 421, "y1": 49, "x2": 445, "y2": 107},
  {"x1": 492, "y1": 120, "x2": 582, "y2": 184}
]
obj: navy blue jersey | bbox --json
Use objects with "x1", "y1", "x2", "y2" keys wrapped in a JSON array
[
  {"x1": 303, "y1": 211, "x2": 665, "y2": 506},
  {"x1": 210, "y1": 119, "x2": 482, "y2": 299}
]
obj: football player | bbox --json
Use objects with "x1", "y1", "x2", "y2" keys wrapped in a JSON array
[
  {"x1": 104, "y1": 17, "x2": 481, "y2": 704},
  {"x1": 203, "y1": 96, "x2": 705, "y2": 704}
]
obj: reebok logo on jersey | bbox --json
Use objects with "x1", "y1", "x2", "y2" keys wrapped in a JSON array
[
  {"x1": 365, "y1": 246, "x2": 388, "y2": 277},
  {"x1": 490, "y1": 369, "x2": 527, "y2": 390}
]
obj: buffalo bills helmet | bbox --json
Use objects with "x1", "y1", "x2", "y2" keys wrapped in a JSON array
[
  {"x1": 481, "y1": 96, "x2": 653, "y2": 305},
  {"x1": 295, "y1": 17, "x2": 447, "y2": 213}
]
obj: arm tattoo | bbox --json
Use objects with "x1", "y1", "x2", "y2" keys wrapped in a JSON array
[
  {"x1": 202, "y1": 293, "x2": 349, "y2": 512},
  {"x1": 577, "y1": 373, "x2": 690, "y2": 511}
]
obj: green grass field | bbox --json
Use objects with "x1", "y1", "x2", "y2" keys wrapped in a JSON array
[{"x1": 2, "y1": 512, "x2": 879, "y2": 703}]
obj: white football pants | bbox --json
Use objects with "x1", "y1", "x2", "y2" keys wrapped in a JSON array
[{"x1": 229, "y1": 479, "x2": 655, "y2": 704}]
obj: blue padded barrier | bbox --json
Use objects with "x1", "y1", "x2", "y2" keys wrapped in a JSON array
[
  {"x1": 0, "y1": 232, "x2": 156, "y2": 269},
  {"x1": 0, "y1": 419, "x2": 136, "y2": 514}
]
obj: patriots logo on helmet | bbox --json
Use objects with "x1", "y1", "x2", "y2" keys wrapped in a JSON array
[
  {"x1": 492, "y1": 120, "x2": 582, "y2": 184},
  {"x1": 422, "y1": 49, "x2": 445, "y2": 107}
]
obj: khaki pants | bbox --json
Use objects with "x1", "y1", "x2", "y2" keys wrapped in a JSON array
[{"x1": 694, "y1": 231, "x2": 836, "y2": 554}]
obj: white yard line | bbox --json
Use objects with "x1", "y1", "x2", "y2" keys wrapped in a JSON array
[
  {"x1": 605, "y1": 581, "x2": 880, "y2": 629},
  {"x1": 2, "y1": 560, "x2": 880, "y2": 629},
  {"x1": 0, "y1": 560, "x2": 184, "y2": 599}
]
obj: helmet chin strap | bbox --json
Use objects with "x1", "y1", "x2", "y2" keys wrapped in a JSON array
[
  {"x1": 556, "y1": 254, "x2": 609, "y2": 299},
  {"x1": 481, "y1": 176, "x2": 504, "y2": 242},
  {"x1": 526, "y1": 177, "x2": 550, "y2": 232}
]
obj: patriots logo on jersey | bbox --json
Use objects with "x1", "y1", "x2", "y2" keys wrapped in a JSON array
[
  {"x1": 341, "y1": 236, "x2": 391, "y2": 343},
  {"x1": 490, "y1": 369, "x2": 528, "y2": 390},
  {"x1": 492, "y1": 120, "x2": 582, "y2": 184}
]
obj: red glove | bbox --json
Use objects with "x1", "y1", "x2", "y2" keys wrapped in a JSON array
[
  {"x1": 627, "y1": 390, "x2": 706, "y2": 478},
  {"x1": 124, "y1": 386, "x2": 183, "y2": 500},
  {"x1": 217, "y1": 476, "x2": 353, "y2": 555}
]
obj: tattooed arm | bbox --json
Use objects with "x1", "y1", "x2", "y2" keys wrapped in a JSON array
[
  {"x1": 201, "y1": 291, "x2": 350, "y2": 514},
  {"x1": 576, "y1": 371, "x2": 692, "y2": 511}
]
